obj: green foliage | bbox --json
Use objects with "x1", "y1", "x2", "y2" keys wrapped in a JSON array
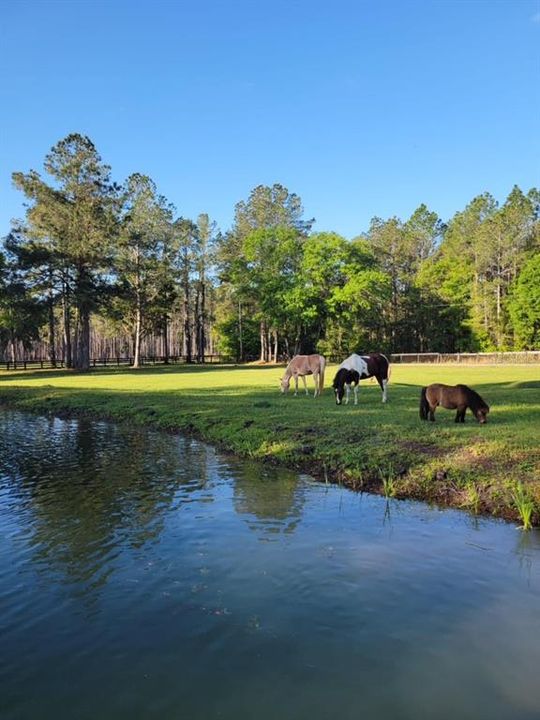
[
  {"x1": 215, "y1": 315, "x2": 260, "y2": 360},
  {"x1": 113, "y1": 173, "x2": 174, "y2": 366},
  {"x1": 12, "y1": 134, "x2": 119, "y2": 369},
  {"x1": 0, "y1": 253, "x2": 45, "y2": 357},
  {"x1": 5, "y1": 133, "x2": 540, "y2": 364},
  {"x1": 507, "y1": 254, "x2": 540, "y2": 349},
  {"x1": 233, "y1": 183, "x2": 313, "y2": 238},
  {"x1": 423, "y1": 187, "x2": 539, "y2": 351}
]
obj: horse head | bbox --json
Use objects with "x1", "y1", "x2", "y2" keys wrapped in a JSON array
[
  {"x1": 332, "y1": 369, "x2": 346, "y2": 404},
  {"x1": 475, "y1": 405, "x2": 489, "y2": 424},
  {"x1": 280, "y1": 376, "x2": 290, "y2": 393}
]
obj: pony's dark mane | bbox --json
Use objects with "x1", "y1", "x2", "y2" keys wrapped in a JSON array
[
  {"x1": 333, "y1": 368, "x2": 358, "y2": 388},
  {"x1": 457, "y1": 384, "x2": 489, "y2": 411}
]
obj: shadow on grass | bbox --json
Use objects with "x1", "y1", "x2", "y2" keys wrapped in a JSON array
[{"x1": 0, "y1": 363, "x2": 288, "y2": 384}]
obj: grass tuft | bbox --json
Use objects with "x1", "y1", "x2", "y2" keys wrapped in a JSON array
[
  {"x1": 379, "y1": 464, "x2": 396, "y2": 498},
  {"x1": 511, "y1": 482, "x2": 535, "y2": 530},
  {"x1": 463, "y1": 481, "x2": 481, "y2": 514}
]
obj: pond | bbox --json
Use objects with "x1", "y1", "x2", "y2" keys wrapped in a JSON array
[{"x1": 1, "y1": 411, "x2": 539, "y2": 720}]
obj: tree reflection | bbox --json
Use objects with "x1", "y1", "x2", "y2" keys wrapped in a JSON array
[
  {"x1": 231, "y1": 460, "x2": 305, "y2": 539},
  {"x1": 1, "y1": 414, "x2": 213, "y2": 598}
]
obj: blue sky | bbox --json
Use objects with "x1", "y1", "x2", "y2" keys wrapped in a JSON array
[{"x1": 1, "y1": 0, "x2": 539, "y2": 238}]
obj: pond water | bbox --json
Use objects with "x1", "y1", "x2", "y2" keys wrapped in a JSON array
[{"x1": 1, "y1": 411, "x2": 539, "y2": 720}]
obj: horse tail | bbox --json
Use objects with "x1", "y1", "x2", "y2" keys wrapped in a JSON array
[
  {"x1": 419, "y1": 387, "x2": 429, "y2": 420},
  {"x1": 319, "y1": 355, "x2": 326, "y2": 392}
]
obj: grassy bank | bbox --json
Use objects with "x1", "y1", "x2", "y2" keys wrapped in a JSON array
[{"x1": 1, "y1": 363, "x2": 539, "y2": 526}]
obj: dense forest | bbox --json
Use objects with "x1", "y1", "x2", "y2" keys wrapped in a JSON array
[{"x1": 1, "y1": 134, "x2": 539, "y2": 369}]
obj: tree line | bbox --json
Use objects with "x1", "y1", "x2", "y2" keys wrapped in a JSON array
[{"x1": 1, "y1": 133, "x2": 539, "y2": 369}]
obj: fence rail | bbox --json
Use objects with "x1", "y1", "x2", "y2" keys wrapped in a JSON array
[
  {"x1": 2, "y1": 350, "x2": 540, "y2": 371},
  {"x1": 0, "y1": 354, "x2": 232, "y2": 371},
  {"x1": 389, "y1": 351, "x2": 540, "y2": 364}
]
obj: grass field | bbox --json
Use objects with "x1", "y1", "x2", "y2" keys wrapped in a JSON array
[{"x1": 1, "y1": 362, "x2": 539, "y2": 525}]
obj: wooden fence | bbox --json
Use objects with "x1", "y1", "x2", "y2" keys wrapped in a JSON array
[
  {"x1": 2, "y1": 350, "x2": 540, "y2": 371},
  {"x1": 1, "y1": 354, "x2": 231, "y2": 371},
  {"x1": 389, "y1": 351, "x2": 540, "y2": 364}
]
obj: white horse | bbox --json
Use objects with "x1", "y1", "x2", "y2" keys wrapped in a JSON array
[
  {"x1": 280, "y1": 354, "x2": 326, "y2": 397},
  {"x1": 337, "y1": 353, "x2": 390, "y2": 403}
]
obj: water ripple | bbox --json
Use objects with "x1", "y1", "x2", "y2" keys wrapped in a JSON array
[{"x1": 1, "y1": 410, "x2": 539, "y2": 720}]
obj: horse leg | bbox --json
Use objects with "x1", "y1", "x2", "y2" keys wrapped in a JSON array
[
  {"x1": 454, "y1": 407, "x2": 466, "y2": 423},
  {"x1": 354, "y1": 384, "x2": 359, "y2": 405},
  {"x1": 293, "y1": 375, "x2": 298, "y2": 396},
  {"x1": 429, "y1": 405, "x2": 436, "y2": 422},
  {"x1": 344, "y1": 384, "x2": 350, "y2": 405},
  {"x1": 376, "y1": 374, "x2": 388, "y2": 403},
  {"x1": 302, "y1": 375, "x2": 309, "y2": 396},
  {"x1": 313, "y1": 371, "x2": 319, "y2": 397}
]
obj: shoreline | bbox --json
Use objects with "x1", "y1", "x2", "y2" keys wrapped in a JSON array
[{"x1": 1, "y1": 363, "x2": 539, "y2": 527}]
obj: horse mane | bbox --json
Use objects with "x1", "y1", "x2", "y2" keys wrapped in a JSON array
[
  {"x1": 332, "y1": 368, "x2": 347, "y2": 388},
  {"x1": 333, "y1": 368, "x2": 359, "y2": 388},
  {"x1": 457, "y1": 384, "x2": 489, "y2": 411}
]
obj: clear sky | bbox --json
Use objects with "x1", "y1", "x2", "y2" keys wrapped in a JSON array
[{"x1": 1, "y1": 0, "x2": 539, "y2": 239}]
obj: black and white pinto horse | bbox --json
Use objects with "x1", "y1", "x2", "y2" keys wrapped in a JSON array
[
  {"x1": 333, "y1": 353, "x2": 390, "y2": 405},
  {"x1": 332, "y1": 368, "x2": 360, "y2": 405}
]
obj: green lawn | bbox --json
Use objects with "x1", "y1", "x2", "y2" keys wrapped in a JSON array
[{"x1": 1, "y1": 362, "x2": 539, "y2": 525}]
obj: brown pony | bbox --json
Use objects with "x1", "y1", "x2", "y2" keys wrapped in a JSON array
[
  {"x1": 280, "y1": 354, "x2": 326, "y2": 397},
  {"x1": 420, "y1": 383, "x2": 490, "y2": 424}
]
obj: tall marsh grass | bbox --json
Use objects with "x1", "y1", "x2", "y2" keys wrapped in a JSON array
[
  {"x1": 511, "y1": 482, "x2": 535, "y2": 530},
  {"x1": 379, "y1": 464, "x2": 396, "y2": 498}
]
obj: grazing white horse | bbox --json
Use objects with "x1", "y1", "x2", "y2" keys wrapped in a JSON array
[
  {"x1": 280, "y1": 354, "x2": 326, "y2": 397},
  {"x1": 338, "y1": 353, "x2": 390, "y2": 403}
]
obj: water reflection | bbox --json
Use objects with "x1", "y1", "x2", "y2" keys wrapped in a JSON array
[
  {"x1": 232, "y1": 461, "x2": 304, "y2": 538},
  {"x1": 0, "y1": 413, "x2": 309, "y2": 598},
  {"x1": 1, "y1": 411, "x2": 540, "y2": 720},
  {"x1": 1, "y1": 415, "x2": 218, "y2": 596}
]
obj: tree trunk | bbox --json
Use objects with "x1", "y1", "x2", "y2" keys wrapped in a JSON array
[
  {"x1": 238, "y1": 302, "x2": 243, "y2": 362},
  {"x1": 48, "y1": 288, "x2": 57, "y2": 368},
  {"x1": 183, "y1": 281, "x2": 192, "y2": 363},
  {"x1": 73, "y1": 306, "x2": 91, "y2": 370},
  {"x1": 9, "y1": 329, "x2": 16, "y2": 366},
  {"x1": 199, "y1": 281, "x2": 206, "y2": 363},
  {"x1": 194, "y1": 290, "x2": 201, "y2": 362},
  {"x1": 62, "y1": 280, "x2": 72, "y2": 368},
  {"x1": 259, "y1": 320, "x2": 267, "y2": 362},
  {"x1": 163, "y1": 316, "x2": 169, "y2": 364},
  {"x1": 133, "y1": 294, "x2": 142, "y2": 368},
  {"x1": 71, "y1": 266, "x2": 91, "y2": 371}
]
